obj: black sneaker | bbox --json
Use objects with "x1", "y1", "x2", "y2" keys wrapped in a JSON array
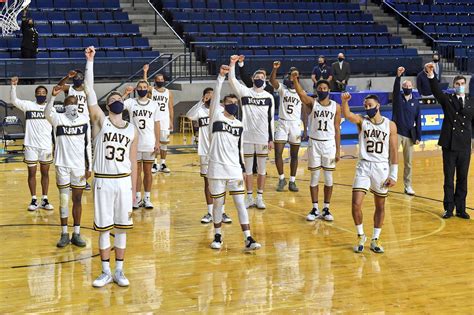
[
  {"x1": 210, "y1": 233, "x2": 222, "y2": 249},
  {"x1": 245, "y1": 236, "x2": 261, "y2": 251},
  {"x1": 160, "y1": 163, "x2": 170, "y2": 173},
  {"x1": 151, "y1": 163, "x2": 159, "y2": 174},
  {"x1": 40, "y1": 198, "x2": 54, "y2": 210},
  {"x1": 85, "y1": 182, "x2": 91, "y2": 191},
  {"x1": 321, "y1": 208, "x2": 334, "y2": 221},
  {"x1": 28, "y1": 198, "x2": 39, "y2": 211}
]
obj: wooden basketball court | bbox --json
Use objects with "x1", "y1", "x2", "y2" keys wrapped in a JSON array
[{"x1": 0, "y1": 136, "x2": 473, "y2": 313}]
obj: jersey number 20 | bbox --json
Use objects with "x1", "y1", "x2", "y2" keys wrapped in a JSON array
[{"x1": 366, "y1": 140, "x2": 384, "y2": 154}]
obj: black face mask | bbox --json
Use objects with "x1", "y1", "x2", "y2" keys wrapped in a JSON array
[
  {"x1": 338, "y1": 57, "x2": 344, "y2": 62},
  {"x1": 155, "y1": 81, "x2": 164, "y2": 88},
  {"x1": 319, "y1": 62, "x2": 324, "y2": 66}
]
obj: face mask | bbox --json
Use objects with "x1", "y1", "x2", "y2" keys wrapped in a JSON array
[
  {"x1": 109, "y1": 100, "x2": 124, "y2": 114},
  {"x1": 317, "y1": 91, "x2": 329, "y2": 100},
  {"x1": 253, "y1": 79, "x2": 265, "y2": 89},
  {"x1": 402, "y1": 88, "x2": 412, "y2": 96},
  {"x1": 65, "y1": 104, "x2": 78, "y2": 120},
  {"x1": 225, "y1": 103, "x2": 239, "y2": 116},
  {"x1": 338, "y1": 57, "x2": 344, "y2": 62},
  {"x1": 283, "y1": 79, "x2": 294, "y2": 89},
  {"x1": 73, "y1": 78, "x2": 83, "y2": 87},
  {"x1": 319, "y1": 62, "x2": 324, "y2": 66},
  {"x1": 137, "y1": 89, "x2": 148, "y2": 98},
  {"x1": 455, "y1": 85, "x2": 465, "y2": 95},
  {"x1": 433, "y1": 59, "x2": 439, "y2": 63},
  {"x1": 366, "y1": 106, "x2": 378, "y2": 118},
  {"x1": 155, "y1": 81, "x2": 164, "y2": 88},
  {"x1": 36, "y1": 95, "x2": 46, "y2": 104}
]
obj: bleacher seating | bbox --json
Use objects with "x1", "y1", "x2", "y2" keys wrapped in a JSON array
[
  {"x1": 387, "y1": 0, "x2": 474, "y2": 71},
  {"x1": 155, "y1": 0, "x2": 422, "y2": 75}
]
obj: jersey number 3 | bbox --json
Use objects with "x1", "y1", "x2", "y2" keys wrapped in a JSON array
[{"x1": 105, "y1": 146, "x2": 125, "y2": 162}]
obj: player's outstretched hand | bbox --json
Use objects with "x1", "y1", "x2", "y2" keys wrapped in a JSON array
[
  {"x1": 273, "y1": 61, "x2": 281, "y2": 69},
  {"x1": 67, "y1": 70, "x2": 77, "y2": 79},
  {"x1": 11, "y1": 76, "x2": 19, "y2": 86},
  {"x1": 52, "y1": 85, "x2": 63, "y2": 96},
  {"x1": 341, "y1": 92, "x2": 352, "y2": 102},
  {"x1": 143, "y1": 64, "x2": 149, "y2": 73},
  {"x1": 85, "y1": 46, "x2": 96, "y2": 61},
  {"x1": 397, "y1": 66, "x2": 405, "y2": 77},
  {"x1": 220, "y1": 65, "x2": 230, "y2": 76},
  {"x1": 230, "y1": 55, "x2": 239, "y2": 65},
  {"x1": 290, "y1": 70, "x2": 299, "y2": 82},
  {"x1": 424, "y1": 62, "x2": 434, "y2": 75},
  {"x1": 238, "y1": 55, "x2": 245, "y2": 63},
  {"x1": 124, "y1": 85, "x2": 134, "y2": 95},
  {"x1": 384, "y1": 178, "x2": 396, "y2": 188}
]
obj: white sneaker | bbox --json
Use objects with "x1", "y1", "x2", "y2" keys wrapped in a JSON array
[
  {"x1": 245, "y1": 236, "x2": 261, "y2": 251},
  {"x1": 404, "y1": 186, "x2": 415, "y2": 196},
  {"x1": 321, "y1": 208, "x2": 334, "y2": 221},
  {"x1": 222, "y1": 213, "x2": 232, "y2": 224},
  {"x1": 306, "y1": 208, "x2": 320, "y2": 221},
  {"x1": 40, "y1": 198, "x2": 54, "y2": 210},
  {"x1": 201, "y1": 213, "x2": 212, "y2": 224},
  {"x1": 370, "y1": 239, "x2": 385, "y2": 253},
  {"x1": 92, "y1": 272, "x2": 113, "y2": 288},
  {"x1": 28, "y1": 198, "x2": 38, "y2": 211},
  {"x1": 256, "y1": 197, "x2": 266, "y2": 209},
  {"x1": 143, "y1": 199, "x2": 154, "y2": 209},
  {"x1": 160, "y1": 163, "x2": 171, "y2": 173},
  {"x1": 151, "y1": 163, "x2": 159, "y2": 174},
  {"x1": 353, "y1": 234, "x2": 368, "y2": 253},
  {"x1": 245, "y1": 195, "x2": 255, "y2": 208},
  {"x1": 113, "y1": 270, "x2": 130, "y2": 287},
  {"x1": 133, "y1": 199, "x2": 143, "y2": 210},
  {"x1": 210, "y1": 233, "x2": 222, "y2": 249}
]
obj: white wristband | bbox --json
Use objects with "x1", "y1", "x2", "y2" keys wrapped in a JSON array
[
  {"x1": 84, "y1": 85, "x2": 98, "y2": 107},
  {"x1": 389, "y1": 164, "x2": 398, "y2": 181}
]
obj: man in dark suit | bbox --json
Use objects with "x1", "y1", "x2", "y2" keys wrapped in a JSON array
[
  {"x1": 20, "y1": 7, "x2": 38, "y2": 59},
  {"x1": 432, "y1": 53, "x2": 442, "y2": 82},
  {"x1": 416, "y1": 69, "x2": 434, "y2": 97},
  {"x1": 426, "y1": 63, "x2": 474, "y2": 219},
  {"x1": 331, "y1": 52, "x2": 350, "y2": 92}
]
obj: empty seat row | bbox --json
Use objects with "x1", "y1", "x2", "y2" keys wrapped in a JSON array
[
  {"x1": 395, "y1": 3, "x2": 474, "y2": 13},
  {"x1": 27, "y1": 11, "x2": 129, "y2": 22},
  {"x1": 424, "y1": 24, "x2": 474, "y2": 34},
  {"x1": 34, "y1": 23, "x2": 140, "y2": 36},
  {"x1": 29, "y1": 0, "x2": 121, "y2": 9},
  {"x1": 0, "y1": 50, "x2": 159, "y2": 59},
  {"x1": 409, "y1": 14, "x2": 474, "y2": 24}
]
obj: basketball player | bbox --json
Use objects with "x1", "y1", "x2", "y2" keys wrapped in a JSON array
[
  {"x1": 208, "y1": 64, "x2": 261, "y2": 251},
  {"x1": 290, "y1": 71, "x2": 341, "y2": 221},
  {"x1": 83, "y1": 46, "x2": 138, "y2": 287},
  {"x1": 269, "y1": 61, "x2": 303, "y2": 192},
  {"x1": 57, "y1": 69, "x2": 92, "y2": 191},
  {"x1": 228, "y1": 55, "x2": 275, "y2": 209},
  {"x1": 185, "y1": 88, "x2": 232, "y2": 224},
  {"x1": 143, "y1": 64, "x2": 174, "y2": 173},
  {"x1": 45, "y1": 86, "x2": 91, "y2": 248},
  {"x1": 122, "y1": 81, "x2": 160, "y2": 209},
  {"x1": 10, "y1": 78, "x2": 54, "y2": 211},
  {"x1": 341, "y1": 92, "x2": 398, "y2": 253}
]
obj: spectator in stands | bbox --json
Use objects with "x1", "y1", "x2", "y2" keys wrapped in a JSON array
[
  {"x1": 416, "y1": 69, "x2": 433, "y2": 98},
  {"x1": 20, "y1": 6, "x2": 38, "y2": 59},
  {"x1": 432, "y1": 53, "x2": 442, "y2": 82},
  {"x1": 392, "y1": 66, "x2": 422, "y2": 196},
  {"x1": 311, "y1": 56, "x2": 333, "y2": 94},
  {"x1": 331, "y1": 53, "x2": 350, "y2": 92}
]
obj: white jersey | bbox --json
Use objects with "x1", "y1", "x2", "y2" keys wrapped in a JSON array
[
  {"x1": 68, "y1": 86, "x2": 89, "y2": 119},
  {"x1": 49, "y1": 113, "x2": 91, "y2": 170},
  {"x1": 93, "y1": 117, "x2": 135, "y2": 176},
  {"x1": 309, "y1": 99, "x2": 337, "y2": 140},
  {"x1": 277, "y1": 84, "x2": 302, "y2": 121},
  {"x1": 207, "y1": 75, "x2": 245, "y2": 180},
  {"x1": 151, "y1": 88, "x2": 170, "y2": 129},
  {"x1": 124, "y1": 98, "x2": 159, "y2": 152},
  {"x1": 186, "y1": 100, "x2": 219, "y2": 156},
  {"x1": 359, "y1": 116, "x2": 391, "y2": 163},
  {"x1": 228, "y1": 66, "x2": 275, "y2": 145}
]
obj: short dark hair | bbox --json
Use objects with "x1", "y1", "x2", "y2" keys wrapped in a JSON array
[
  {"x1": 64, "y1": 95, "x2": 78, "y2": 106},
  {"x1": 202, "y1": 87, "x2": 213, "y2": 96},
  {"x1": 35, "y1": 85, "x2": 48, "y2": 94},
  {"x1": 453, "y1": 75, "x2": 466, "y2": 85},
  {"x1": 223, "y1": 94, "x2": 238, "y2": 103},
  {"x1": 319, "y1": 55, "x2": 326, "y2": 61},
  {"x1": 364, "y1": 94, "x2": 380, "y2": 103},
  {"x1": 316, "y1": 80, "x2": 330, "y2": 89},
  {"x1": 155, "y1": 73, "x2": 165, "y2": 80},
  {"x1": 106, "y1": 91, "x2": 122, "y2": 104}
]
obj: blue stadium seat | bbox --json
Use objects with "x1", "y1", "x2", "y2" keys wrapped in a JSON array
[
  {"x1": 214, "y1": 24, "x2": 228, "y2": 33},
  {"x1": 254, "y1": 49, "x2": 269, "y2": 55},
  {"x1": 64, "y1": 38, "x2": 82, "y2": 49},
  {"x1": 258, "y1": 24, "x2": 273, "y2": 33},
  {"x1": 70, "y1": 0, "x2": 87, "y2": 8},
  {"x1": 54, "y1": 0, "x2": 70, "y2": 8},
  {"x1": 274, "y1": 24, "x2": 290, "y2": 33},
  {"x1": 50, "y1": 51, "x2": 69, "y2": 58},
  {"x1": 97, "y1": 12, "x2": 114, "y2": 22},
  {"x1": 70, "y1": 24, "x2": 88, "y2": 35},
  {"x1": 36, "y1": 24, "x2": 52, "y2": 36},
  {"x1": 100, "y1": 37, "x2": 117, "y2": 49},
  {"x1": 87, "y1": 24, "x2": 106, "y2": 35},
  {"x1": 113, "y1": 12, "x2": 129, "y2": 21},
  {"x1": 46, "y1": 38, "x2": 64, "y2": 49},
  {"x1": 37, "y1": 0, "x2": 53, "y2": 9},
  {"x1": 284, "y1": 48, "x2": 300, "y2": 56},
  {"x1": 37, "y1": 51, "x2": 50, "y2": 58},
  {"x1": 82, "y1": 11, "x2": 98, "y2": 22},
  {"x1": 229, "y1": 24, "x2": 243, "y2": 33},
  {"x1": 264, "y1": 2, "x2": 278, "y2": 10},
  {"x1": 243, "y1": 24, "x2": 258, "y2": 34},
  {"x1": 82, "y1": 37, "x2": 99, "y2": 47},
  {"x1": 89, "y1": 0, "x2": 105, "y2": 9},
  {"x1": 249, "y1": 2, "x2": 264, "y2": 10},
  {"x1": 117, "y1": 37, "x2": 133, "y2": 48},
  {"x1": 192, "y1": 0, "x2": 206, "y2": 9},
  {"x1": 69, "y1": 51, "x2": 84, "y2": 58},
  {"x1": 124, "y1": 50, "x2": 143, "y2": 57},
  {"x1": 106, "y1": 51, "x2": 124, "y2": 58},
  {"x1": 133, "y1": 37, "x2": 149, "y2": 49},
  {"x1": 162, "y1": 0, "x2": 177, "y2": 8},
  {"x1": 260, "y1": 36, "x2": 275, "y2": 46},
  {"x1": 222, "y1": 0, "x2": 234, "y2": 9},
  {"x1": 207, "y1": 0, "x2": 220, "y2": 9},
  {"x1": 199, "y1": 24, "x2": 213, "y2": 33},
  {"x1": 0, "y1": 52, "x2": 11, "y2": 58},
  {"x1": 47, "y1": 11, "x2": 65, "y2": 21},
  {"x1": 290, "y1": 36, "x2": 305, "y2": 46},
  {"x1": 51, "y1": 24, "x2": 70, "y2": 36},
  {"x1": 105, "y1": 24, "x2": 123, "y2": 35},
  {"x1": 65, "y1": 12, "x2": 81, "y2": 22},
  {"x1": 103, "y1": 0, "x2": 120, "y2": 8}
]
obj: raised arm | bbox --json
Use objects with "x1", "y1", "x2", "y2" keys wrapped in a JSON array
[
  {"x1": 209, "y1": 65, "x2": 227, "y2": 122},
  {"x1": 384, "y1": 121, "x2": 399, "y2": 188},
  {"x1": 57, "y1": 70, "x2": 75, "y2": 92},
  {"x1": 290, "y1": 70, "x2": 314, "y2": 109},
  {"x1": 334, "y1": 104, "x2": 341, "y2": 162},
  {"x1": 228, "y1": 55, "x2": 249, "y2": 99},
  {"x1": 84, "y1": 46, "x2": 105, "y2": 128},
  {"x1": 425, "y1": 62, "x2": 449, "y2": 108},
  {"x1": 143, "y1": 64, "x2": 154, "y2": 94},
  {"x1": 185, "y1": 100, "x2": 205, "y2": 121},
  {"x1": 44, "y1": 85, "x2": 62, "y2": 125},
  {"x1": 341, "y1": 92, "x2": 363, "y2": 125},
  {"x1": 269, "y1": 61, "x2": 280, "y2": 90},
  {"x1": 10, "y1": 77, "x2": 27, "y2": 112},
  {"x1": 237, "y1": 55, "x2": 253, "y2": 88}
]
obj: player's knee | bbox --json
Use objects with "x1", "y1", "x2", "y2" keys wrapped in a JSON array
[
  {"x1": 310, "y1": 170, "x2": 320, "y2": 187},
  {"x1": 71, "y1": 193, "x2": 82, "y2": 204},
  {"x1": 233, "y1": 194, "x2": 249, "y2": 224},
  {"x1": 160, "y1": 144, "x2": 167, "y2": 151},
  {"x1": 290, "y1": 147, "x2": 299, "y2": 160},
  {"x1": 324, "y1": 170, "x2": 333, "y2": 186},
  {"x1": 59, "y1": 189, "x2": 69, "y2": 218},
  {"x1": 99, "y1": 230, "x2": 111, "y2": 250},
  {"x1": 114, "y1": 230, "x2": 127, "y2": 249},
  {"x1": 244, "y1": 157, "x2": 254, "y2": 175},
  {"x1": 257, "y1": 156, "x2": 267, "y2": 175}
]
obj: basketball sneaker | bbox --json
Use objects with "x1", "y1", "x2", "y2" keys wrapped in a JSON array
[
  {"x1": 404, "y1": 186, "x2": 415, "y2": 196},
  {"x1": 92, "y1": 272, "x2": 113, "y2": 288},
  {"x1": 210, "y1": 233, "x2": 222, "y2": 249},
  {"x1": 201, "y1": 213, "x2": 212, "y2": 224},
  {"x1": 256, "y1": 197, "x2": 266, "y2": 209},
  {"x1": 71, "y1": 233, "x2": 86, "y2": 247},
  {"x1": 276, "y1": 178, "x2": 287, "y2": 192},
  {"x1": 40, "y1": 198, "x2": 54, "y2": 210},
  {"x1": 306, "y1": 208, "x2": 320, "y2": 221},
  {"x1": 244, "y1": 236, "x2": 261, "y2": 251},
  {"x1": 288, "y1": 181, "x2": 299, "y2": 192},
  {"x1": 353, "y1": 234, "x2": 367, "y2": 253},
  {"x1": 151, "y1": 163, "x2": 159, "y2": 174},
  {"x1": 160, "y1": 163, "x2": 171, "y2": 173},
  {"x1": 321, "y1": 208, "x2": 334, "y2": 221},
  {"x1": 113, "y1": 270, "x2": 130, "y2": 287},
  {"x1": 85, "y1": 182, "x2": 91, "y2": 191},
  {"x1": 143, "y1": 199, "x2": 154, "y2": 209},
  {"x1": 222, "y1": 213, "x2": 232, "y2": 224},
  {"x1": 56, "y1": 233, "x2": 70, "y2": 248},
  {"x1": 370, "y1": 239, "x2": 384, "y2": 253},
  {"x1": 133, "y1": 199, "x2": 143, "y2": 210},
  {"x1": 28, "y1": 198, "x2": 38, "y2": 211},
  {"x1": 245, "y1": 195, "x2": 255, "y2": 208}
]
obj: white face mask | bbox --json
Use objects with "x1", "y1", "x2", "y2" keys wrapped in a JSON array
[{"x1": 65, "y1": 104, "x2": 78, "y2": 120}]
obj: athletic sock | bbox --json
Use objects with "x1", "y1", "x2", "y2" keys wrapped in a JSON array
[
  {"x1": 247, "y1": 191, "x2": 252, "y2": 196},
  {"x1": 373, "y1": 228, "x2": 382, "y2": 240},
  {"x1": 324, "y1": 202, "x2": 330, "y2": 209},
  {"x1": 115, "y1": 259, "x2": 123, "y2": 271},
  {"x1": 73, "y1": 224, "x2": 80, "y2": 234},
  {"x1": 312, "y1": 202, "x2": 319, "y2": 210},
  {"x1": 61, "y1": 225, "x2": 68, "y2": 234},
  {"x1": 290, "y1": 176, "x2": 295, "y2": 183},
  {"x1": 243, "y1": 230, "x2": 251, "y2": 239},
  {"x1": 279, "y1": 174, "x2": 285, "y2": 180},
  {"x1": 144, "y1": 191, "x2": 150, "y2": 200},
  {"x1": 207, "y1": 204, "x2": 213, "y2": 215},
  {"x1": 160, "y1": 159, "x2": 165, "y2": 165},
  {"x1": 356, "y1": 224, "x2": 364, "y2": 236},
  {"x1": 136, "y1": 192, "x2": 141, "y2": 200},
  {"x1": 215, "y1": 227, "x2": 222, "y2": 235},
  {"x1": 42, "y1": 195, "x2": 48, "y2": 200},
  {"x1": 257, "y1": 190, "x2": 263, "y2": 200},
  {"x1": 32, "y1": 195, "x2": 37, "y2": 200},
  {"x1": 102, "y1": 259, "x2": 111, "y2": 274}
]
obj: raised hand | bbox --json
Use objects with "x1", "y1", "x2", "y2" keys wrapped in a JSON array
[
  {"x1": 124, "y1": 85, "x2": 134, "y2": 95},
  {"x1": 230, "y1": 55, "x2": 239, "y2": 65},
  {"x1": 143, "y1": 64, "x2": 149, "y2": 73},
  {"x1": 290, "y1": 70, "x2": 299, "y2": 82},
  {"x1": 11, "y1": 76, "x2": 19, "y2": 86},
  {"x1": 52, "y1": 85, "x2": 63, "y2": 96},
  {"x1": 85, "y1": 46, "x2": 96, "y2": 61},
  {"x1": 341, "y1": 92, "x2": 352, "y2": 102},
  {"x1": 397, "y1": 66, "x2": 405, "y2": 77},
  {"x1": 220, "y1": 65, "x2": 230, "y2": 76},
  {"x1": 424, "y1": 62, "x2": 435, "y2": 76},
  {"x1": 273, "y1": 61, "x2": 281, "y2": 69},
  {"x1": 238, "y1": 55, "x2": 245, "y2": 63}
]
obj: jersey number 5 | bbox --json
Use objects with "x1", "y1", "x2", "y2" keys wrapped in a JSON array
[
  {"x1": 286, "y1": 104, "x2": 294, "y2": 114},
  {"x1": 78, "y1": 103, "x2": 84, "y2": 113},
  {"x1": 105, "y1": 146, "x2": 125, "y2": 162}
]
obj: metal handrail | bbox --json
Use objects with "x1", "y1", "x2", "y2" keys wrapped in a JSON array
[
  {"x1": 147, "y1": 52, "x2": 188, "y2": 79},
  {"x1": 147, "y1": 0, "x2": 185, "y2": 45}
]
